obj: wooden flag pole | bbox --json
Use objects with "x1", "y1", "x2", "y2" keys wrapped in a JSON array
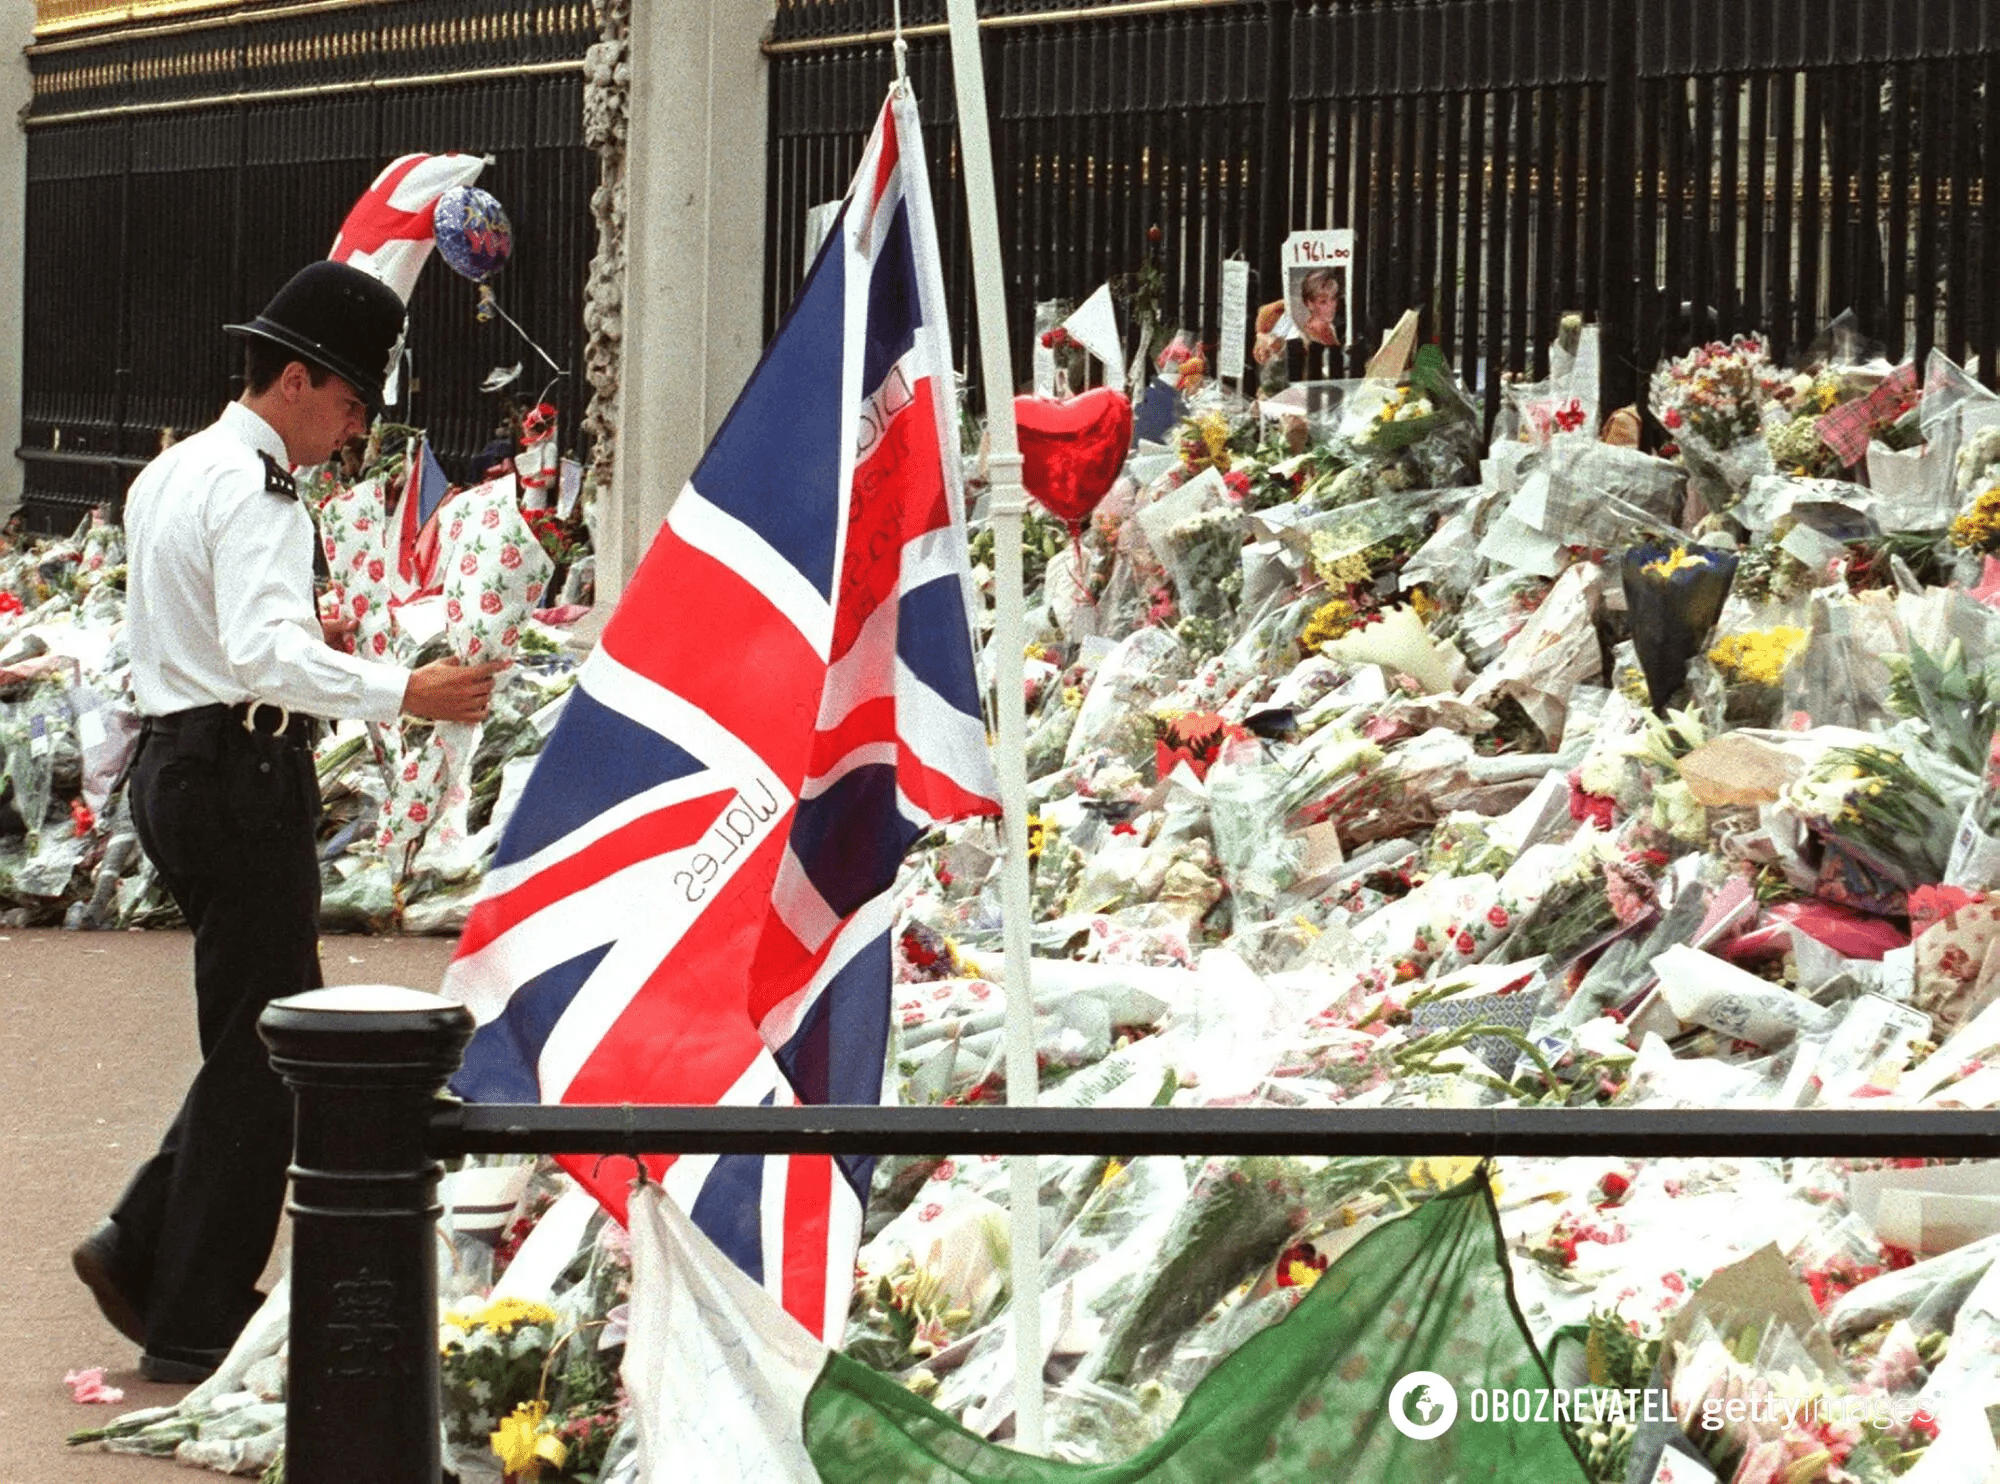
[{"x1": 945, "y1": 0, "x2": 1045, "y2": 1453}]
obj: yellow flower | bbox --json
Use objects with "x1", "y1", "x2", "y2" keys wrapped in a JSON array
[
  {"x1": 452, "y1": 1296, "x2": 558, "y2": 1337},
  {"x1": 1642, "y1": 546, "x2": 1708, "y2": 578},
  {"x1": 1408, "y1": 1155, "x2": 1481, "y2": 1191},
  {"x1": 1951, "y1": 486, "x2": 2000, "y2": 554},
  {"x1": 1707, "y1": 626, "x2": 1807, "y2": 687},
  {"x1": 490, "y1": 1400, "x2": 568, "y2": 1479},
  {"x1": 1025, "y1": 814, "x2": 1048, "y2": 861},
  {"x1": 1299, "y1": 597, "x2": 1358, "y2": 653},
  {"x1": 1285, "y1": 1257, "x2": 1325, "y2": 1290}
]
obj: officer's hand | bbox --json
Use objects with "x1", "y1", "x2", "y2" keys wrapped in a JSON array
[
  {"x1": 320, "y1": 615, "x2": 359, "y2": 652},
  {"x1": 404, "y1": 658, "x2": 509, "y2": 723}
]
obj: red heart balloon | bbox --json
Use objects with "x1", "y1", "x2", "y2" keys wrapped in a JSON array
[{"x1": 1015, "y1": 387, "x2": 1134, "y2": 533}]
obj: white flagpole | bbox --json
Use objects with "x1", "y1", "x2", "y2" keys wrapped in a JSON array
[{"x1": 945, "y1": 0, "x2": 1044, "y2": 1453}]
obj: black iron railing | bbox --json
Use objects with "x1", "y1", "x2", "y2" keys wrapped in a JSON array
[
  {"x1": 261, "y1": 989, "x2": 2000, "y2": 1484},
  {"x1": 17, "y1": 1, "x2": 599, "y2": 535},
  {"x1": 766, "y1": 0, "x2": 2000, "y2": 427}
]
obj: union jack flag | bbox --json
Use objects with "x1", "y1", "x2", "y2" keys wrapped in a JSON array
[{"x1": 439, "y1": 87, "x2": 997, "y2": 1341}]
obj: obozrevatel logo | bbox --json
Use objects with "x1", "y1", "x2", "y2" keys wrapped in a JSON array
[{"x1": 1387, "y1": 1371, "x2": 1459, "y2": 1440}]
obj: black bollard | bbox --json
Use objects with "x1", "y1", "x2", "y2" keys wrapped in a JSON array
[{"x1": 260, "y1": 986, "x2": 473, "y2": 1484}]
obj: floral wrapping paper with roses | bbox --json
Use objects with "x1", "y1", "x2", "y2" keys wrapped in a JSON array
[
  {"x1": 314, "y1": 473, "x2": 420, "y2": 809},
  {"x1": 375, "y1": 476, "x2": 551, "y2": 868},
  {"x1": 315, "y1": 476, "x2": 406, "y2": 667}
]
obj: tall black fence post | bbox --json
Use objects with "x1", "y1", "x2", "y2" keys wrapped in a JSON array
[{"x1": 259, "y1": 987, "x2": 473, "y2": 1484}]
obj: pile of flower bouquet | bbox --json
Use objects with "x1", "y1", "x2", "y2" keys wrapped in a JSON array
[
  {"x1": 0, "y1": 418, "x2": 594, "y2": 936},
  {"x1": 57, "y1": 320, "x2": 2000, "y2": 1481}
]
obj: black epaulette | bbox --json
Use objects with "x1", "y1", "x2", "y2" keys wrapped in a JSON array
[{"x1": 260, "y1": 452, "x2": 297, "y2": 501}]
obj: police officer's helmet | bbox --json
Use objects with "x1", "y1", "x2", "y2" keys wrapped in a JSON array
[{"x1": 224, "y1": 262, "x2": 407, "y2": 412}]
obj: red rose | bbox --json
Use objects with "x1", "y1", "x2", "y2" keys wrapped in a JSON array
[
  {"x1": 403, "y1": 760, "x2": 421, "y2": 780},
  {"x1": 1487, "y1": 905, "x2": 1509, "y2": 929},
  {"x1": 407, "y1": 801, "x2": 429, "y2": 824},
  {"x1": 367, "y1": 558, "x2": 385, "y2": 582},
  {"x1": 446, "y1": 598, "x2": 463, "y2": 623},
  {"x1": 466, "y1": 636, "x2": 483, "y2": 657},
  {"x1": 1455, "y1": 930, "x2": 1476, "y2": 955},
  {"x1": 354, "y1": 517, "x2": 371, "y2": 532},
  {"x1": 918, "y1": 1203, "x2": 943, "y2": 1222},
  {"x1": 371, "y1": 633, "x2": 387, "y2": 655},
  {"x1": 482, "y1": 506, "x2": 502, "y2": 528},
  {"x1": 351, "y1": 551, "x2": 366, "y2": 570},
  {"x1": 323, "y1": 538, "x2": 338, "y2": 563},
  {"x1": 460, "y1": 553, "x2": 479, "y2": 576},
  {"x1": 449, "y1": 519, "x2": 464, "y2": 541},
  {"x1": 932, "y1": 1161, "x2": 957, "y2": 1182},
  {"x1": 480, "y1": 591, "x2": 503, "y2": 615},
  {"x1": 500, "y1": 545, "x2": 522, "y2": 569},
  {"x1": 352, "y1": 594, "x2": 369, "y2": 616},
  {"x1": 501, "y1": 625, "x2": 519, "y2": 647},
  {"x1": 525, "y1": 583, "x2": 543, "y2": 603}
]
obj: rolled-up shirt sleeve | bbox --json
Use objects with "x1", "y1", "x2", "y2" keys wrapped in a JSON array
[{"x1": 209, "y1": 478, "x2": 410, "y2": 724}]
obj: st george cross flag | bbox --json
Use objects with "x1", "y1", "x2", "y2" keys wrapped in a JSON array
[
  {"x1": 328, "y1": 152, "x2": 486, "y2": 303},
  {"x1": 439, "y1": 86, "x2": 998, "y2": 1340}
]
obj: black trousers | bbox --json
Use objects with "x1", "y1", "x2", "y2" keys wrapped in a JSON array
[{"x1": 114, "y1": 707, "x2": 323, "y2": 1367}]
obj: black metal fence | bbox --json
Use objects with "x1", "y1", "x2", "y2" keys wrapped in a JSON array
[
  {"x1": 260, "y1": 990, "x2": 2000, "y2": 1484},
  {"x1": 17, "y1": 1, "x2": 599, "y2": 535},
  {"x1": 765, "y1": 0, "x2": 2000, "y2": 427}
]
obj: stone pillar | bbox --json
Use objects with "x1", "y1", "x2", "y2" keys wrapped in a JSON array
[
  {"x1": 1, "y1": 9, "x2": 34, "y2": 525},
  {"x1": 598, "y1": 0, "x2": 770, "y2": 604}
]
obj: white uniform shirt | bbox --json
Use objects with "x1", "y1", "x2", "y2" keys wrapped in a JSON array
[{"x1": 124, "y1": 401, "x2": 409, "y2": 723}]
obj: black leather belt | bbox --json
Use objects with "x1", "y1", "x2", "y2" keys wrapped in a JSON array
[{"x1": 143, "y1": 701, "x2": 320, "y2": 748}]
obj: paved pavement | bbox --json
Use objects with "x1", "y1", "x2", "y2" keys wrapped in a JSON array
[{"x1": 1, "y1": 928, "x2": 458, "y2": 1482}]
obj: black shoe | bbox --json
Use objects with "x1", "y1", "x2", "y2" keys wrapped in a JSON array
[
  {"x1": 139, "y1": 1348, "x2": 223, "y2": 1384},
  {"x1": 72, "y1": 1221, "x2": 146, "y2": 1346}
]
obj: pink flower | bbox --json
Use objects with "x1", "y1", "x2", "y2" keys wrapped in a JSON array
[
  {"x1": 446, "y1": 598, "x2": 463, "y2": 623},
  {"x1": 526, "y1": 582, "x2": 544, "y2": 604},
  {"x1": 63, "y1": 1368, "x2": 124, "y2": 1405},
  {"x1": 932, "y1": 1161, "x2": 958, "y2": 1182},
  {"x1": 352, "y1": 594, "x2": 370, "y2": 616},
  {"x1": 449, "y1": 519, "x2": 464, "y2": 541},
  {"x1": 367, "y1": 558, "x2": 385, "y2": 582},
  {"x1": 466, "y1": 636, "x2": 483, "y2": 657},
  {"x1": 501, "y1": 625, "x2": 519, "y2": 648},
  {"x1": 350, "y1": 551, "x2": 366, "y2": 570},
  {"x1": 407, "y1": 801, "x2": 429, "y2": 824},
  {"x1": 371, "y1": 632, "x2": 388, "y2": 656},
  {"x1": 460, "y1": 553, "x2": 479, "y2": 576},
  {"x1": 1662, "y1": 407, "x2": 1683, "y2": 430},
  {"x1": 500, "y1": 544, "x2": 523, "y2": 569},
  {"x1": 483, "y1": 506, "x2": 502, "y2": 528},
  {"x1": 354, "y1": 517, "x2": 371, "y2": 532},
  {"x1": 402, "y1": 760, "x2": 422, "y2": 781},
  {"x1": 918, "y1": 1202, "x2": 943, "y2": 1222},
  {"x1": 480, "y1": 590, "x2": 503, "y2": 615}
]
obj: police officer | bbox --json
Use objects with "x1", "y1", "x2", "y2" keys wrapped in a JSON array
[{"x1": 72, "y1": 261, "x2": 505, "y2": 1382}]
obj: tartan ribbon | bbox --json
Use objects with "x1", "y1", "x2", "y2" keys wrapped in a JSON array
[{"x1": 1815, "y1": 362, "x2": 1920, "y2": 467}]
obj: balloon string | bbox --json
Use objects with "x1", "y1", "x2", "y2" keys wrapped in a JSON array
[
  {"x1": 483, "y1": 290, "x2": 566, "y2": 378},
  {"x1": 1067, "y1": 521, "x2": 1097, "y2": 607}
]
